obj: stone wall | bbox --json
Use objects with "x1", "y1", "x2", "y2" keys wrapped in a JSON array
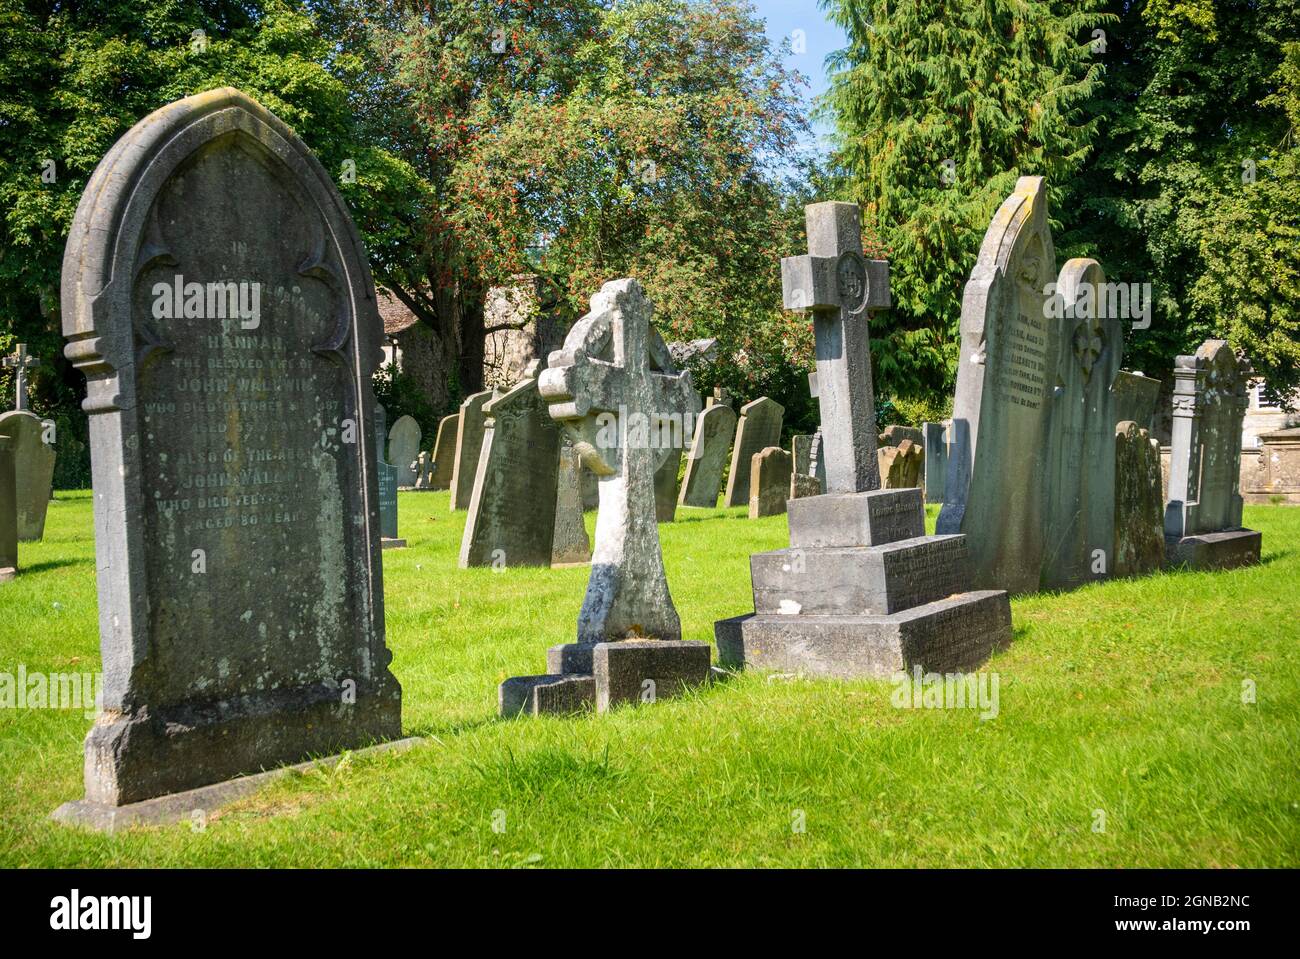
[{"x1": 482, "y1": 275, "x2": 566, "y2": 389}]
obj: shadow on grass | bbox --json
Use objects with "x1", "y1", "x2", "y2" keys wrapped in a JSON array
[{"x1": 15, "y1": 558, "x2": 92, "y2": 575}]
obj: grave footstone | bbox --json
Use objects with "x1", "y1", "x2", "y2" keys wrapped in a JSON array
[
  {"x1": 430, "y1": 413, "x2": 458, "y2": 490},
  {"x1": 937, "y1": 176, "x2": 1058, "y2": 595},
  {"x1": 500, "y1": 279, "x2": 707, "y2": 716},
  {"x1": 53, "y1": 88, "x2": 401, "y2": 824},
  {"x1": 1164, "y1": 341, "x2": 1261, "y2": 569},
  {"x1": 679, "y1": 400, "x2": 737, "y2": 508},
  {"x1": 723, "y1": 397, "x2": 783, "y2": 507},
  {"x1": 717, "y1": 201, "x2": 1012, "y2": 678},
  {"x1": 1040, "y1": 258, "x2": 1125, "y2": 590},
  {"x1": 749, "y1": 446, "x2": 793, "y2": 518},
  {"x1": 0, "y1": 437, "x2": 15, "y2": 582},
  {"x1": 459, "y1": 362, "x2": 560, "y2": 568},
  {"x1": 450, "y1": 390, "x2": 493, "y2": 510},
  {"x1": 388, "y1": 415, "x2": 421, "y2": 488},
  {"x1": 1112, "y1": 371, "x2": 1162, "y2": 435},
  {"x1": 374, "y1": 404, "x2": 405, "y2": 549},
  {"x1": 922, "y1": 421, "x2": 950, "y2": 504},
  {"x1": 0, "y1": 411, "x2": 56, "y2": 541},
  {"x1": 552, "y1": 440, "x2": 592, "y2": 566},
  {"x1": 1115, "y1": 421, "x2": 1166, "y2": 576}
]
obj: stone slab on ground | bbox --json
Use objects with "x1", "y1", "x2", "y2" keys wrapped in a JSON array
[{"x1": 1165, "y1": 529, "x2": 1262, "y2": 571}]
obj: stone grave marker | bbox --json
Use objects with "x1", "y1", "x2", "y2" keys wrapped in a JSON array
[
  {"x1": 922, "y1": 421, "x2": 949, "y2": 504},
  {"x1": 878, "y1": 438, "x2": 923, "y2": 489},
  {"x1": 450, "y1": 390, "x2": 493, "y2": 510},
  {"x1": 716, "y1": 201, "x2": 1012, "y2": 678},
  {"x1": 412, "y1": 451, "x2": 433, "y2": 490},
  {"x1": 749, "y1": 446, "x2": 793, "y2": 518},
  {"x1": 1040, "y1": 258, "x2": 1125, "y2": 590},
  {"x1": 723, "y1": 396, "x2": 783, "y2": 507},
  {"x1": 1115, "y1": 420, "x2": 1166, "y2": 576},
  {"x1": 654, "y1": 443, "x2": 683, "y2": 522},
  {"x1": 552, "y1": 439, "x2": 592, "y2": 566},
  {"x1": 429, "y1": 412, "x2": 458, "y2": 490},
  {"x1": 459, "y1": 361, "x2": 560, "y2": 568},
  {"x1": 1112, "y1": 371, "x2": 1162, "y2": 435},
  {"x1": 679, "y1": 400, "x2": 737, "y2": 508},
  {"x1": 0, "y1": 411, "x2": 56, "y2": 541},
  {"x1": 374, "y1": 404, "x2": 405, "y2": 549},
  {"x1": 387, "y1": 414, "x2": 421, "y2": 488},
  {"x1": 53, "y1": 88, "x2": 402, "y2": 826},
  {"x1": 937, "y1": 176, "x2": 1058, "y2": 595},
  {"x1": 0, "y1": 437, "x2": 15, "y2": 582},
  {"x1": 500, "y1": 279, "x2": 707, "y2": 716},
  {"x1": 1164, "y1": 341, "x2": 1261, "y2": 569},
  {"x1": 2, "y1": 343, "x2": 39, "y2": 412}
]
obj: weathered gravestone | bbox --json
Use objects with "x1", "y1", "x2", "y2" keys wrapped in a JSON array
[
  {"x1": 678, "y1": 400, "x2": 737, "y2": 508},
  {"x1": 552, "y1": 439, "x2": 592, "y2": 566},
  {"x1": 749, "y1": 446, "x2": 793, "y2": 518},
  {"x1": 387, "y1": 414, "x2": 421, "y2": 488},
  {"x1": 792, "y1": 434, "x2": 812, "y2": 475},
  {"x1": 937, "y1": 176, "x2": 1058, "y2": 595},
  {"x1": 654, "y1": 438, "x2": 685, "y2": 523},
  {"x1": 429, "y1": 412, "x2": 458, "y2": 490},
  {"x1": 1245, "y1": 427, "x2": 1300, "y2": 504},
  {"x1": 922, "y1": 421, "x2": 950, "y2": 504},
  {"x1": 789, "y1": 433, "x2": 822, "y2": 499},
  {"x1": 879, "y1": 424, "x2": 923, "y2": 447},
  {"x1": 0, "y1": 437, "x2": 15, "y2": 582},
  {"x1": 2, "y1": 343, "x2": 39, "y2": 412},
  {"x1": 54, "y1": 88, "x2": 402, "y2": 825},
  {"x1": 878, "y1": 439, "x2": 923, "y2": 489},
  {"x1": 450, "y1": 390, "x2": 493, "y2": 510},
  {"x1": 374, "y1": 404, "x2": 405, "y2": 549},
  {"x1": 1115, "y1": 421, "x2": 1166, "y2": 576},
  {"x1": 1112, "y1": 371, "x2": 1162, "y2": 436},
  {"x1": 0, "y1": 411, "x2": 56, "y2": 541},
  {"x1": 717, "y1": 201, "x2": 1012, "y2": 678},
  {"x1": 1164, "y1": 341, "x2": 1261, "y2": 569},
  {"x1": 1040, "y1": 258, "x2": 1125, "y2": 590},
  {"x1": 809, "y1": 427, "x2": 828, "y2": 490},
  {"x1": 500, "y1": 279, "x2": 707, "y2": 716},
  {"x1": 459, "y1": 361, "x2": 560, "y2": 568},
  {"x1": 411, "y1": 451, "x2": 433, "y2": 490},
  {"x1": 723, "y1": 396, "x2": 784, "y2": 507}
]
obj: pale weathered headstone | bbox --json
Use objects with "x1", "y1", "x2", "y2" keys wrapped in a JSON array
[
  {"x1": 879, "y1": 424, "x2": 923, "y2": 447},
  {"x1": 1112, "y1": 371, "x2": 1162, "y2": 435},
  {"x1": 0, "y1": 411, "x2": 56, "y2": 541},
  {"x1": 810, "y1": 428, "x2": 827, "y2": 490},
  {"x1": 0, "y1": 437, "x2": 15, "y2": 582},
  {"x1": 552, "y1": 440, "x2": 592, "y2": 566},
  {"x1": 450, "y1": 390, "x2": 493, "y2": 510},
  {"x1": 718, "y1": 201, "x2": 1012, "y2": 678},
  {"x1": 878, "y1": 439, "x2": 923, "y2": 489},
  {"x1": 374, "y1": 404, "x2": 405, "y2": 549},
  {"x1": 1164, "y1": 341, "x2": 1261, "y2": 569},
  {"x1": 707, "y1": 386, "x2": 733, "y2": 409},
  {"x1": 922, "y1": 421, "x2": 949, "y2": 504},
  {"x1": 723, "y1": 396, "x2": 783, "y2": 507},
  {"x1": 429, "y1": 412, "x2": 458, "y2": 490},
  {"x1": 500, "y1": 279, "x2": 707, "y2": 716},
  {"x1": 749, "y1": 446, "x2": 793, "y2": 518},
  {"x1": 1115, "y1": 421, "x2": 1165, "y2": 576},
  {"x1": 53, "y1": 88, "x2": 402, "y2": 825},
  {"x1": 792, "y1": 434, "x2": 812, "y2": 475},
  {"x1": 2, "y1": 343, "x2": 39, "y2": 412},
  {"x1": 1040, "y1": 258, "x2": 1125, "y2": 590},
  {"x1": 937, "y1": 176, "x2": 1058, "y2": 595},
  {"x1": 388, "y1": 414, "x2": 421, "y2": 488},
  {"x1": 679, "y1": 400, "x2": 736, "y2": 508},
  {"x1": 459, "y1": 365, "x2": 560, "y2": 568}
]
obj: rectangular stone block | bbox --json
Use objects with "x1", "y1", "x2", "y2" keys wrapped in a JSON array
[
  {"x1": 547, "y1": 642, "x2": 597, "y2": 675},
  {"x1": 1165, "y1": 529, "x2": 1261, "y2": 572},
  {"x1": 714, "y1": 591, "x2": 1012, "y2": 680},
  {"x1": 593, "y1": 640, "x2": 712, "y2": 712},
  {"x1": 499, "y1": 674, "x2": 596, "y2": 717},
  {"x1": 751, "y1": 535, "x2": 969, "y2": 616},
  {"x1": 788, "y1": 488, "x2": 925, "y2": 549}
]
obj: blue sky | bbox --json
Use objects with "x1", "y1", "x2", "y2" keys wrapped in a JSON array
[{"x1": 751, "y1": 0, "x2": 848, "y2": 156}]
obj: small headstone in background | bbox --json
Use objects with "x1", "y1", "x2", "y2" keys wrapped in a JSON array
[
  {"x1": 1114, "y1": 420, "x2": 1165, "y2": 576},
  {"x1": 654, "y1": 445, "x2": 683, "y2": 522},
  {"x1": 792, "y1": 434, "x2": 812, "y2": 475},
  {"x1": 552, "y1": 440, "x2": 592, "y2": 566},
  {"x1": 789, "y1": 471, "x2": 823, "y2": 500},
  {"x1": 450, "y1": 390, "x2": 493, "y2": 510},
  {"x1": 1164, "y1": 341, "x2": 1261, "y2": 569},
  {"x1": 2, "y1": 343, "x2": 39, "y2": 412},
  {"x1": 707, "y1": 386, "x2": 733, "y2": 409},
  {"x1": 922, "y1": 421, "x2": 949, "y2": 504},
  {"x1": 580, "y1": 465, "x2": 599, "y2": 511},
  {"x1": 0, "y1": 410, "x2": 56, "y2": 541},
  {"x1": 724, "y1": 396, "x2": 783, "y2": 507},
  {"x1": 375, "y1": 404, "x2": 405, "y2": 549},
  {"x1": 879, "y1": 424, "x2": 923, "y2": 447},
  {"x1": 429, "y1": 413, "x2": 459, "y2": 490},
  {"x1": 749, "y1": 446, "x2": 793, "y2": 518},
  {"x1": 412, "y1": 451, "x2": 433, "y2": 490},
  {"x1": 0, "y1": 436, "x2": 16, "y2": 582},
  {"x1": 679, "y1": 400, "x2": 737, "y2": 508},
  {"x1": 387, "y1": 415, "x2": 422, "y2": 488},
  {"x1": 1112, "y1": 371, "x2": 1163, "y2": 436},
  {"x1": 878, "y1": 439, "x2": 923, "y2": 489}
]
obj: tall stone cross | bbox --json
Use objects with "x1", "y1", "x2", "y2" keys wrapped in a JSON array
[
  {"x1": 781, "y1": 202, "x2": 891, "y2": 493},
  {"x1": 540, "y1": 279, "x2": 700, "y2": 644},
  {"x1": 2, "y1": 343, "x2": 38, "y2": 412}
]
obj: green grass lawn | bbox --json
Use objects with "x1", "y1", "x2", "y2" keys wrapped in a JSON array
[{"x1": 1, "y1": 490, "x2": 1297, "y2": 867}]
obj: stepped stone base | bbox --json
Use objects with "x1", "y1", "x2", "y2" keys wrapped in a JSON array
[
  {"x1": 1165, "y1": 528, "x2": 1261, "y2": 571},
  {"x1": 715, "y1": 591, "x2": 1011, "y2": 679}
]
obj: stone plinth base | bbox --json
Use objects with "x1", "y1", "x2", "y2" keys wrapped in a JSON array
[
  {"x1": 715, "y1": 591, "x2": 1011, "y2": 679},
  {"x1": 1166, "y1": 529, "x2": 1261, "y2": 571},
  {"x1": 381, "y1": 537, "x2": 407, "y2": 550},
  {"x1": 0, "y1": 567, "x2": 14, "y2": 583},
  {"x1": 500, "y1": 640, "x2": 712, "y2": 717}
]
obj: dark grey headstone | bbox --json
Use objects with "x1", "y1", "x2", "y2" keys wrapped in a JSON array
[
  {"x1": 387, "y1": 415, "x2": 421, "y2": 488},
  {"x1": 654, "y1": 445, "x2": 682, "y2": 522},
  {"x1": 922, "y1": 421, "x2": 949, "y2": 504},
  {"x1": 724, "y1": 397, "x2": 783, "y2": 507},
  {"x1": 56, "y1": 88, "x2": 401, "y2": 812},
  {"x1": 374, "y1": 403, "x2": 401, "y2": 544},
  {"x1": 552, "y1": 441, "x2": 592, "y2": 566},
  {"x1": 0, "y1": 411, "x2": 56, "y2": 541},
  {"x1": 1112, "y1": 371, "x2": 1162, "y2": 435},
  {"x1": 0, "y1": 437, "x2": 15, "y2": 582}
]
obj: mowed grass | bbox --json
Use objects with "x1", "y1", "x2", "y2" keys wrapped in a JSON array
[{"x1": 1, "y1": 489, "x2": 1297, "y2": 867}]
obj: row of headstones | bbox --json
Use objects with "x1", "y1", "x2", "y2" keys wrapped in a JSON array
[{"x1": 0, "y1": 344, "x2": 58, "y2": 583}]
